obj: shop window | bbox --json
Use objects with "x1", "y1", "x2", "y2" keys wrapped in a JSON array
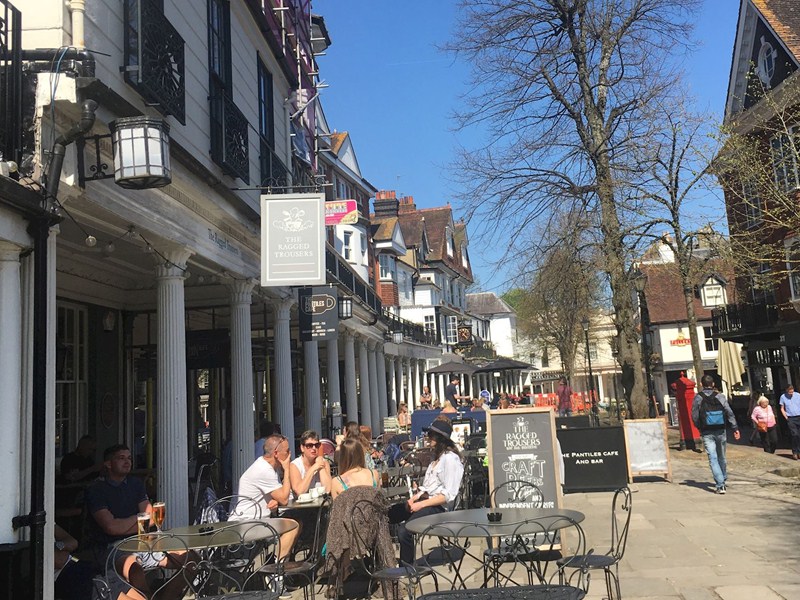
[{"x1": 704, "y1": 326, "x2": 719, "y2": 352}]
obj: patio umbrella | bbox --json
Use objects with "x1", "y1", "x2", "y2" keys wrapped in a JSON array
[
  {"x1": 474, "y1": 357, "x2": 532, "y2": 373},
  {"x1": 717, "y1": 340, "x2": 745, "y2": 394},
  {"x1": 426, "y1": 361, "x2": 478, "y2": 375}
]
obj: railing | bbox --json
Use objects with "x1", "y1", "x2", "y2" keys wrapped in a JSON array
[
  {"x1": 711, "y1": 302, "x2": 780, "y2": 337},
  {"x1": 382, "y1": 309, "x2": 439, "y2": 346},
  {"x1": 325, "y1": 247, "x2": 382, "y2": 314},
  {"x1": 0, "y1": 0, "x2": 22, "y2": 165},
  {"x1": 210, "y1": 92, "x2": 250, "y2": 183}
]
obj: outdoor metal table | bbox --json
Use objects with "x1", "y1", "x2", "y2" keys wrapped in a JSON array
[
  {"x1": 280, "y1": 495, "x2": 328, "y2": 511},
  {"x1": 116, "y1": 518, "x2": 298, "y2": 552},
  {"x1": 406, "y1": 507, "x2": 585, "y2": 589},
  {"x1": 418, "y1": 584, "x2": 585, "y2": 600},
  {"x1": 405, "y1": 507, "x2": 585, "y2": 538}
]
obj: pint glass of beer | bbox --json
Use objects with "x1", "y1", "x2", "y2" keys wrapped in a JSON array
[
  {"x1": 152, "y1": 502, "x2": 166, "y2": 532},
  {"x1": 137, "y1": 512, "x2": 150, "y2": 540}
]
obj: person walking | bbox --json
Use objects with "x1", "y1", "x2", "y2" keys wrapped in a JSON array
[
  {"x1": 779, "y1": 384, "x2": 800, "y2": 460},
  {"x1": 751, "y1": 394, "x2": 778, "y2": 454},
  {"x1": 556, "y1": 377, "x2": 573, "y2": 417},
  {"x1": 691, "y1": 374, "x2": 740, "y2": 494}
]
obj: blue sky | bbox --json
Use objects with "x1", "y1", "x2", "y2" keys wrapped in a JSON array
[{"x1": 314, "y1": 0, "x2": 740, "y2": 292}]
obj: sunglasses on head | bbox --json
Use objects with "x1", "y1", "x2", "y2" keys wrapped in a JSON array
[{"x1": 304, "y1": 442, "x2": 321, "y2": 449}]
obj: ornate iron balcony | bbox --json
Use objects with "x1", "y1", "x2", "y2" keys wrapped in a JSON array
[
  {"x1": 0, "y1": 0, "x2": 22, "y2": 164},
  {"x1": 711, "y1": 302, "x2": 780, "y2": 339},
  {"x1": 123, "y1": 0, "x2": 186, "y2": 124},
  {"x1": 210, "y1": 92, "x2": 249, "y2": 183}
]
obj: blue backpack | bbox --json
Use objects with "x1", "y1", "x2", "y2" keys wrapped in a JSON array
[{"x1": 700, "y1": 391, "x2": 725, "y2": 429}]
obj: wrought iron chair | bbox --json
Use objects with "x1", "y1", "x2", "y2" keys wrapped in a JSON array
[
  {"x1": 557, "y1": 487, "x2": 632, "y2": 599},
  {"x1": 483, "y1": 480, "x2": 545, "y2": 585}
]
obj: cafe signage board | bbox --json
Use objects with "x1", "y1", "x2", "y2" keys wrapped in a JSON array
[
  {"x1": 486, "y1": 407, "x2": 562, "y2": 509},
  {"x1": 325, "y1": 199, "x2": 358, "y2": 226},
  {"x1": 298, "y1": 286, "x2": 339, "y2": 341},
  {"x1": 556, "y1": 426, "x2": 629, "y2": 493},
  {"x1": 261, "y1": 193, "x2": 325, "y2": 287}
]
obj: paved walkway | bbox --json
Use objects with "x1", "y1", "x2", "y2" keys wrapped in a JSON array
[{"x1": 566, "y1": 430, "x2": 800, "y2": 599}]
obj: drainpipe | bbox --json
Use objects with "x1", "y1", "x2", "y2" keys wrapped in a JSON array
[
  {"x1": 23, "y1": 98, "x2": 96, "y2": 600},
  {"x1": 70, "y1": 0, "x2": 86, "y2": 48}
]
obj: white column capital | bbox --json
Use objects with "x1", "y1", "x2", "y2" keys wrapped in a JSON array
[
  {"x1": 358, "y1": 336, "x2": 368, "y2": 350},
  {"x1": 275, "y1": 298, "x2": 294, "y2": 321},
  {"x1": 153, "y1": 245, "x2": 193, "y2": 279},
  {"x1": 0, "y1": 241, "x2": 23, "y2": 261},
  {"x1": 228, "y1": 279, "x2": 256, "y2": 305}
]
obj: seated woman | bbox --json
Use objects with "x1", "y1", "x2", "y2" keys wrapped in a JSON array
[
  {"x1": 396, "y1": 419, "x2": 464, "y2": 565},
  {"x1": 331, "y1": 438, "x2": 381, "y2": 499},
  {"x1": 289, "y1": 429, "x2": 332, "y2": 496}
]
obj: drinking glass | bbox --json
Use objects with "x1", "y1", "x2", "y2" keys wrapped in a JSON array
[
  {"x1": 137, "y1": 512, "x2": 150, "y2": 540},
  {"x1": 152, "y1": 501, "x2": 166, "y2": 532}
]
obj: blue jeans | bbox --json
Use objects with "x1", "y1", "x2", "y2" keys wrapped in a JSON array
[{"x1": 701, "y1": 430, "x2": 728, "y2": 489}]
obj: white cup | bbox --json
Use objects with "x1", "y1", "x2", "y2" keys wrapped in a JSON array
[
  {"x1": 310, "y1": 488, "x2": 319, "y2": 499},
  {"x1": 298, "y1": 493, "x2": 312, "y2": 502}
]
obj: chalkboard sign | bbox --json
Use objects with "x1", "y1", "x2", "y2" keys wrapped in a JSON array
[
  {"x1": 557, "y1": 426, "x2": 629, "y2": 493},
  {"x1": 486, "y1": 407, "x2": 562, "y2": 510},
  {"x1": 623, "y1": 418, "x2": 672, "y2": 481}
]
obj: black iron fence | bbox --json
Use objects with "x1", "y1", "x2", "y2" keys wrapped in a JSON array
[
  {"x1": 0, "y1": 0, "x2": 22, "y2": 165},
  {"x1": 711, "y1": 302, "x2": 779, "y2": 337},
  {"x1": 382, "y1": 308, "x2": 439, "y2": 346}
]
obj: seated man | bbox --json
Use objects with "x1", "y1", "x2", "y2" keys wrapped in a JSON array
[
  {"x1": 86, "y1": 444, "x2": 191, "y2": 600},
  {"x1": 231, "y1": 434, "x2": 299, "y2": 560}
]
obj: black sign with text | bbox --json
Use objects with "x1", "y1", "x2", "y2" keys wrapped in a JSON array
[
  {"x1": 557, "y1": 426, "x2": 628, "y2": 493},
  {"x1": 298, "y1": 286, "x2": 339, "y2": 341},
  {"x1": 486, "y1": 408, "x2": 562, "y2": 509}
]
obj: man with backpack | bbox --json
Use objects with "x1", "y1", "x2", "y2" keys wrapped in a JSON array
[{"x1": 691, "y1": 374, "x2": 740, "y2": 494}]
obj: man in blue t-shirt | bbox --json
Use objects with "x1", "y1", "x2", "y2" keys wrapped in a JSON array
[
  {"x1": 86, "y1": 444, "x2": 191, "y2": 599},
  {"x1": 779, "y1": 384, "x2": 800, "y2": 460}
]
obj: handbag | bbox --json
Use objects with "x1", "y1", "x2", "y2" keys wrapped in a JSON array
[{"x1": 757, "y1": 420, "x2": 768, "y2": 433}]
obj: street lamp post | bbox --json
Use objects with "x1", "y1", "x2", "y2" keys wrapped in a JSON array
[
  {"x1": 633, "y1": 269, "x2": 657, "y2": 417},
  {"x1": 611, "y1": 346, "x2": 622, "y2": 422},
  {"x1": 581, "y1": 317, "x2": 598, "y2": 425}
]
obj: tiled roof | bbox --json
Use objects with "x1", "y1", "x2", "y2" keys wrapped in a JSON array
[
  {"x1": 466, "y1": 292, "x2": 513, "y2": 315},
  {"x1": 642, "y1": 262, "x2": 732, "y2": 324},
  {"x1": 753, "y1": 0, "x2": 800, "y2": 59},
  {"x1": 370, "y1": 216, "x2": 397, "y2": 242}
]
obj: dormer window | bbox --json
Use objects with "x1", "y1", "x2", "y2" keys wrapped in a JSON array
[
  {"x1": 446, "y1": 227, "x2": 454, "y2": 256},
  {"x1": 461, "y1": 244, "x2": 468, "y2": 268},
  {"x1": 701, "y1": 277, "x2": 727, "y2": 307}
]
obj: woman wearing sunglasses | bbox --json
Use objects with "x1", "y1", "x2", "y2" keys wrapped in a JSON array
[{"x1": 289, "y1": 430, "x2": 332, "y2": 496}]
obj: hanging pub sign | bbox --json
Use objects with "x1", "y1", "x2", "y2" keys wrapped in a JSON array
[
  {"x1": 298, "y1": 286, "x2": 339, "y2": 341},
  {"x1": 261, "y1": 193, "x2": 325, "y2": 287}
]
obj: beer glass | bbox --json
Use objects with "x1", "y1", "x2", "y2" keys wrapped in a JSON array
[
  {"x1": 136, "y1": 512, "x2": 150, "y2": 540},
  {"x1": 152, "y1": 502, "x2": 166, "y2": 532}
]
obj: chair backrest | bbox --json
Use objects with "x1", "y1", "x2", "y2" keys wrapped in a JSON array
[
  {"x1": 609, "y1": 486, "x2": 633, "y2": 560},
  {"x1": 464, "y1": 434, "x2": 486, "y2": 450},
  {"x1": 489, "y1": 479, "x2": 544, "y2": 509},
  {"x1": 95, "y1": 532, "x2": 192, "y2": 600},
  {"x1": 200, "y1": 494, "x2": 264, "y2": 523},
  {"x1": 511, "y1": 515, "x2": 589, "y2": 588},
  {"x1": 185, "y1": 520, "x2": 283, "y2": 595},
  {"x1": 415, "y1": 520, "x2": 489, "y2": 588},
  {"x1": 347, "y1": 497, "x2": 396, "y2": 576}
]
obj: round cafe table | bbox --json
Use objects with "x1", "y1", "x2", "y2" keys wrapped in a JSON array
[
  {"x1": 116, "y1": 518, "x2": 298, "y2": 552},
  {"x1": 405, "y1": 507, "x2": 584, "y2": 538}
]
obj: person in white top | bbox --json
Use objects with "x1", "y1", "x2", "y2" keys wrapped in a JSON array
[
  {"x1": 396, "y1": 418, "x2": 464, "y2": 565},
  {"x1": 231, "y1": 434, "x2": 297, "y2": 559},
  {"x1": 289, "y1": 430, "x2": 332, "y2": 496}
]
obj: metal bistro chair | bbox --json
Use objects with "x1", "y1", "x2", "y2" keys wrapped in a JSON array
[
  {"x1": 558, "y1": 487, "x2": 632, "y2": 600},
  {"x1": 492, "y1": 516, "x2": 589, "y2": 598},
  {"x1": 188, "y1": 520, "x2": 285, "y2": 599},
  {"x1": 93, "y1": 532, "x2": 194, "y2": 600},
  {"x1": 414, "y1": 520, "x2": 482, "y2": 591},
  {"x1": 483, "y1": 480, "x2": 545, "y2": 586}
]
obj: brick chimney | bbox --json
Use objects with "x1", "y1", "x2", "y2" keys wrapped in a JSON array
[
  {"x1": 398, "y1": 195, "x2": 416, "y2": 213},
  {"x1": 373, "y1": 190, "x2": 399, "y2": 217}
]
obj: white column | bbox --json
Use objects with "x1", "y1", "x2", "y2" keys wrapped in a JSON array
[
  {"x1": 394, "y1": 356, "x2": 404, "y2": 414},
  {"x1": 155, "y1": 246, "x2": 193, "y2": 527},
  {"x1": 413, "y1": 359, "x2": 422, "y2": 411},
  {"x1": 388, "y1": 355, "x2": 398, "y2": 415},
  {"x1": 274, "y1": 298, "x2": 296, "y2": 452},
  {"x1": 304, "y1": 340, "x2": 322, "y2": 434},
  {"x1": 229, "y1": 280, "x2": 255, "y2": 490},
  {"x1": 343, "y1": 331, "x2": 358, "y2": 423},
  {"x1": 0, "y1": 243, "x2": 23, "y2": 543},
  {"x1": 438, "y1": 374, "x2": 446, "y2": 406},
  {"x1": 367, "y1": 341, "x2": 380, "y2": 433},
  {"x1": 326, "y1": 338, "x2": 342, "y2": 432},
  {"x1": 377, "y1": 346, "x2": 389, "y2": 422},
  {"x1": 358, "y1": 337, "x2": 372, "y2": 427}
]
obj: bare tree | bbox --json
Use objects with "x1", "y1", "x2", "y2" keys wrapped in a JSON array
[{"x1": 448, "y1": 0, "x2": 697, "y2": 417}]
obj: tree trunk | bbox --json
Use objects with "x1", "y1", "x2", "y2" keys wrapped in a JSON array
[{"x1": 683, "y1": 284, "x2": 705, "y2": 385}]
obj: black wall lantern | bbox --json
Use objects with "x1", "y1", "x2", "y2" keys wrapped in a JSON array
[{"x1": 338, "y1": 296, "x2": 353, "y2": 320}]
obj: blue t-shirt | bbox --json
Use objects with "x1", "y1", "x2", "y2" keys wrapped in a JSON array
[
  {"x1": 85, "y1": 476, "x2": 148, "y2": 544},
  {"x1": 780, "y1": 391, "x2": 800, "y2": 417}
]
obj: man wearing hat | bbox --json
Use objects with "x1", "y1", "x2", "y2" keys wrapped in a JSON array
[{"x1": 396, "y1": 418, "x2": 464, "y2": 564}]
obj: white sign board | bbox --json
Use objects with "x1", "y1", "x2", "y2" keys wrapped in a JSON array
[{"x1": 261, "y1": 193, "x2": 325, "y2": 287}]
